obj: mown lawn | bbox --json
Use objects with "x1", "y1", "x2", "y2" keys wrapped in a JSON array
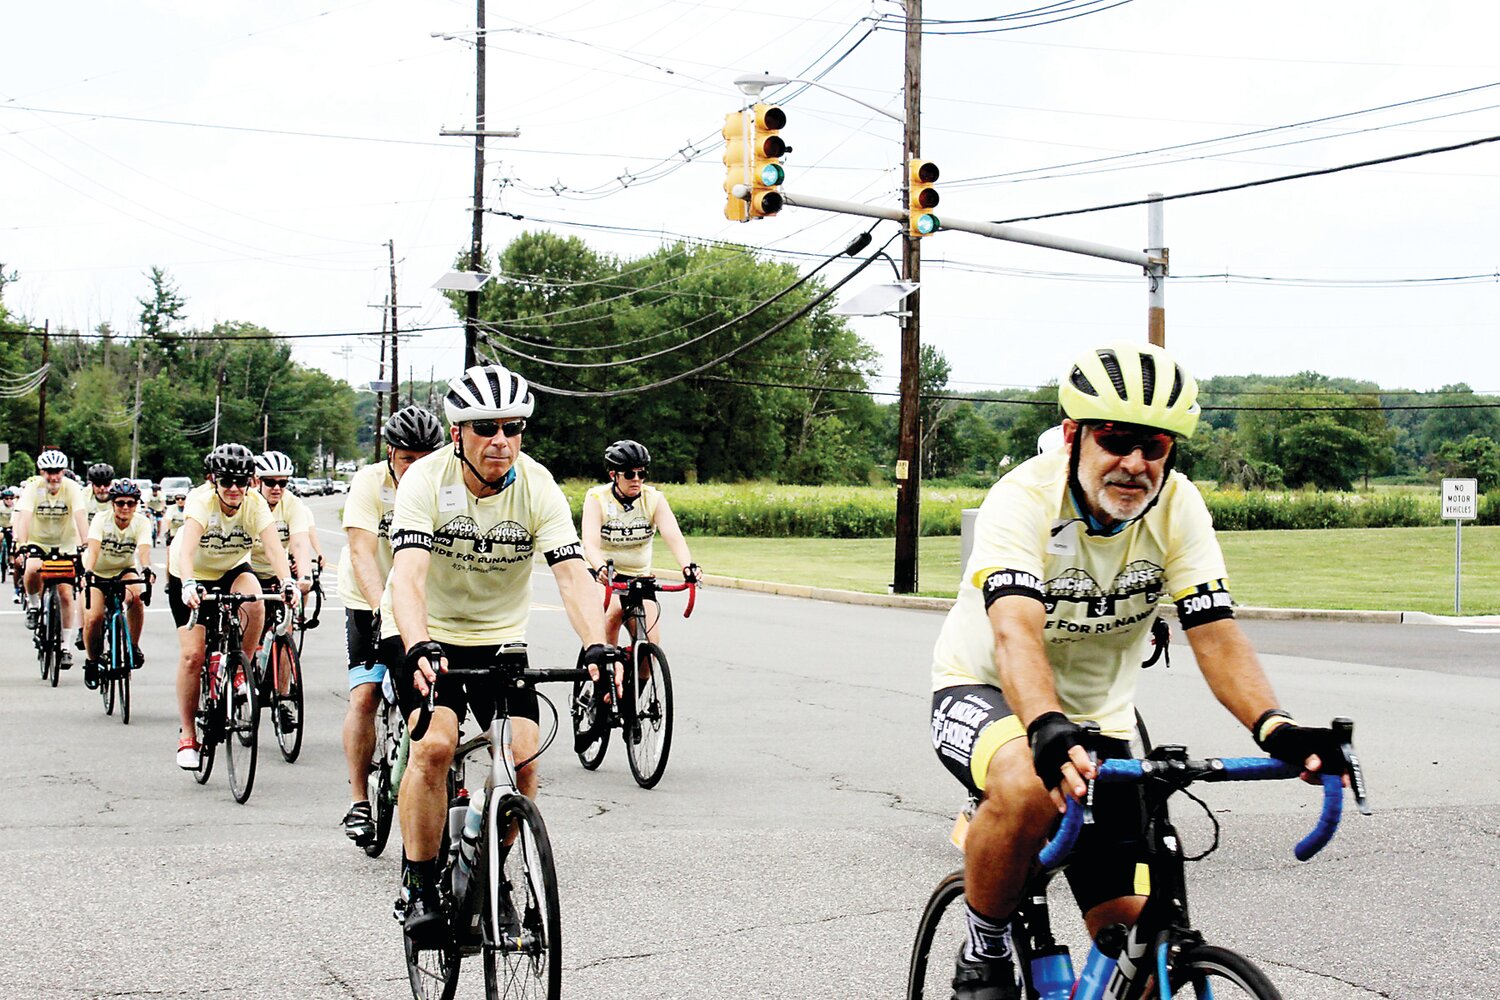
[{"x1": 654, "y1": 525, "x2": 1500, "y2": 614}]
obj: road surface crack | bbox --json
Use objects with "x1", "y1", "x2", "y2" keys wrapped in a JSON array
[{"x1": 1258, "y1": 959, "x2": 1393, "y2": 997}]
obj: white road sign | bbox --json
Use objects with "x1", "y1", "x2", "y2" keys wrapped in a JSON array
[{"x1": 1442, "y1": 478, "x2": 1478, "y2": 520}]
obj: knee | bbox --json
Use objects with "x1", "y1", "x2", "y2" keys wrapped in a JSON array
[
  {"x1": 349, "y1": 684, "x2": 380, "y2": 716},
  {"x1": 410, "y1": 732, "x2": 455, "y2": 774},
  {"x1": 980, "y1": 747, "x2": 1056, "y2": 834}
]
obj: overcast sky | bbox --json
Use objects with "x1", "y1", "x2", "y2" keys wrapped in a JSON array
[{"x1": 4, "y1": 0, "x2": 1499, "y2": 405}]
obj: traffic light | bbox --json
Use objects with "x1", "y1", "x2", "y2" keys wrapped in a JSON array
[
  {"x1": 722, "y1": 111, "x2": 751, "y2": 222},
  {"x1": 908, "y1": 159, "x2": 940, "y2": 237},
  {"x1": 748, "y1": 103, "x2": 786, "y2": 218}
]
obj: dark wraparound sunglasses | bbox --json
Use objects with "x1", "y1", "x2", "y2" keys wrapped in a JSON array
[
  {"x1": 467, "y1": 418, "x2": 526, "y2": 438},
  {"x1": 614, "y1": 468, "x2": 647, "y2": 480},
  {"x1": 217, "y1": 475, "x2": 249, "y2": 488},
  {"x1": 1090, "y1": 422, "x2": 1174, "y2": 462},
  {"x1": 113, "y1": 499, "x2": 139, "y2": 508},
  {"x1": 261, "y1": 478, "x2": 290, "y2": 488}
]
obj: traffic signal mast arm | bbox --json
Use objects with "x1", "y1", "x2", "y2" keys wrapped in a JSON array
[{"x1": 773, "y1": 190, "x2": 1156, "y2": 270}]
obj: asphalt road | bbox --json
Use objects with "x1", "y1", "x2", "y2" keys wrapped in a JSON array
[{"x1": 1, "y1": 494, "x2": 1495, "y2": 999}]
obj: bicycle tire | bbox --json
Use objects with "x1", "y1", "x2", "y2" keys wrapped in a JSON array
[
  {"x1": 119, "y1": 634, "x2": 132, "y2": 726},
  {"x1": 101, "y1": 618, "x2": 117, "y2": 717},
  {"x1": 47, "y1": 589, "x2": 62, "y2": 688},
  {"x1": 906, "y1": 869, "x2": 966, "y2": 1000},
  {"x1": 36, "y1": 602, "x2": 49, "y2": 680},
  {"x1": 625, "y1": 642, "x2": 673, "y2": 789},
  {"x1": 365, "y1": 698, "x2": 400, "y2": 859},
  {"x1": 225, "y1": 652, "x2": 259, "y2": 804},
  {"x1": 270, "y1": 635, "x2": 305, "y2": 763},
  {"x1": 404, "y1": 927, "x2": 461, "y2": 1000},
  {"x1": 483, "y1": 794, "x2": 562, "y2": 1000},
  {"x1": 570, "y1": 678, "x2": 609, "y2": 770},
  {"x1": 1169, "y1": 945, "x2": 1283, "y2": 999}
]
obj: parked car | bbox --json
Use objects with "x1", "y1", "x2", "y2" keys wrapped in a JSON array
[
  {"x1": 329, "y1": 479, "x2": 349, "y2": 494},
  {"x1": 129, "y1": 479, "x2": 155, "y2": 505},
  {"x1": 159, "y1": 475, "x2": 194, "y2": 500},
  {"x1": 290, "y1": 477, "x2": 312, "y2": 495}
]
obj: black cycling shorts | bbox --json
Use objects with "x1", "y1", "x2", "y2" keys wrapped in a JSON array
[
  {"x1": 345, "y1": 609, "x2": 386, "y2": 689},
  {"x1": 166, "y1": 566, "x2": 256, "y2": 629},
  {"x1": 380, "y1": 635, "x2": 539, "y2": 727},
  {"x1": 930, "y1": 684, "x2": 1148, "y2": 914}
]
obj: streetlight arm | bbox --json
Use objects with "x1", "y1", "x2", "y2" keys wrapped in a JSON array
[{"x1": 732, "y1": 73, "x2": 903, "y2": 124}]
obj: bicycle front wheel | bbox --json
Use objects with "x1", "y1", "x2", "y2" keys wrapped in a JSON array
[
  {"x1": 224, "y1": 652, "x2": 258, "y2": 804},
  {"x1": 1169, "y1": 945, "x2": 1283, "y2": 999},
  {"x1": 483, "y1": 793, "x2": 561, "y2": 1000},
  {"x1": 46, "y1": 590, "x2": 62, "y2": 687},
  {"x1": 625, "y1": 642, "x2": 673, "y2": 789},
  {"x1": 906, "y1": 869, "x2": 966, "y2": 1000},
  {"x1": 365, "y1": 697, "x2": 400, "y2": 859},
  {"x1": 270, "y1": 635, "x2": 305, "y2": 763}
]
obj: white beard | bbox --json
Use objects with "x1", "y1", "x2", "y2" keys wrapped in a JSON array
[{"x1": 1080, "y1": 466, "x2": 1163, "y2": 524}]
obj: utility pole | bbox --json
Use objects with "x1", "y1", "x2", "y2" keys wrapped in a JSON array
[
  {"x1": 375, "y1": 305, "x2": 387, "y2": 461},
  {"x1": 36, "y1": 320, "x2": 49, "y2": 453},
  {"x1": 262, "y1": 413, "x2": 269, "y2": 453},
  {"x1": 1147, "y1": 192, "x2": 1167, "y2": 346},
  {"x1": 466, "y1": 0, "x2": 486, "y2": 369},
  {"x1": 893, "y1": 0, "x2": 923, "y2": 594},
  {"x1": 388, "y1": 239, "x2": 400, "y2": 419},
  {"x1": 128, "y1": 341, "x2": 145, "y2": 477}
]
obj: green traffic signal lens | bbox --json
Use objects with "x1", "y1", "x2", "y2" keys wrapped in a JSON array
[
  {"x1": 758, "y1": 163, "x2": 785, "y2": 186},
  {"x1": 916, "y1": 213, "x2": 939, "y2": 235}
]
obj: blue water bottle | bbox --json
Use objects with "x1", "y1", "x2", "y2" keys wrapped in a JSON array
[
  {"x1": 1073, "y1": 924, "x2": 1127, "y2": 1000},
  {"x1": 1028, "y1": 945, "x2": 1074, "y2": 1000}
]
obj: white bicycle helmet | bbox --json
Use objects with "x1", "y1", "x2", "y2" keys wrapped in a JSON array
[
  {"x1": 37, "y1": 449, "x2": 69, "y2": 471},
  {"x1": 443, "y1": 364, "x2": 535, "y2": 424},
  {"x1": 255, "y1": 450, "x2": 295, "y2": 477}
]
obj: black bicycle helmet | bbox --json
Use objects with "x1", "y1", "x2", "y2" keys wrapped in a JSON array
[
  {"x1": 203, "y1": 443, "x2": 255, "y2": 477},
  {"x1": 108, "y1": 480, "x2": 142, "y2": 500},
  {"x1": 87, "y1": 462, "x2": 115, "y2": 485},
  {"x1": 604, "y1": 440, "x2": 651, "y2": 470},
  {"x1": 383, "y1": 406, "x2": 446, "y2": 452}
]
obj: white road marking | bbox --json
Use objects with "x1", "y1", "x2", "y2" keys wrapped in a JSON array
[{"x1": 1459, "y1": 627, "x2": 1500, "y2": 634}]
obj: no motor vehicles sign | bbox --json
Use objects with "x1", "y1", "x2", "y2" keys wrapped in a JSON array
[{"x1": 1442, "y1": 478, "x2": 1478, "y2": 520}]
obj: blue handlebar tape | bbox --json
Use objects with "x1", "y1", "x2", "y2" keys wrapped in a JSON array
[{"x1": 1294, "y1": 773, "x2": 1345, "y2": 861}]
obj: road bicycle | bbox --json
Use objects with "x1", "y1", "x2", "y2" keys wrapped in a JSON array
[
  {"x1": 907, "y1": 719, "x2": 1370, "y2": 1000},
  {"x1": 365, "y1": 656, "x2": 406, "y2": 859},
  {"x1": 26, "y1": 546, "x2": 79, "y2": 688},
  {"x1": 571, "y1": 565, "x2": 696, "y2": 789},
  {"x1": 293, "y1": 563, "x2": 323, "y2": 658},
  {"x1": 252, "y1": 585, "x2": 306, "y2": 763},
  {"x1": 188, "y1": 590, "x2": 284, "y2": 804},
  {"x1": 84, "y1": 570, "x2": 154, "y2": 725},
  {"x1": 400, "y1": 643, "x2": 593, "y2": 1000},
  {"x1": 0, "y1": 526, "x2": 12, "y2": 584}
]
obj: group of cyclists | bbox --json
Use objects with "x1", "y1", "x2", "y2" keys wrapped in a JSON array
[{"x1": 7, "y1": 343, "x2": 1354, "y2": 999}]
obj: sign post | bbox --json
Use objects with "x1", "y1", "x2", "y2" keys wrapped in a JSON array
[{"x1": 1441, "y1": 478, "x2": 1478, "y2": 614}]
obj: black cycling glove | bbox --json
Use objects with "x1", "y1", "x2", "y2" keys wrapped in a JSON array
[
  {"x1": 404, "y1": 640, "x2": 446, "y2": 686},
  {"x1": 1027, "y1": 711, "x2": 1088, "y2": 790},
  {"x1": 1254, "y1": 711, "x2": 1347, "y2": 775},
  {"x1": 682, "y1": 563, "x2": 703, "y2": 584}
]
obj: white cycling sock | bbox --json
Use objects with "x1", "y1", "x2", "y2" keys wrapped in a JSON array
[{"x1": 964, "y1": 904, "x2": 1014, "y2": 963}]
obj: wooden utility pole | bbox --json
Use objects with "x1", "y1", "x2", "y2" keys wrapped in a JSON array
[
  {"x1": 388, "y1": 239, "x2": 401, "y2": 418},
  {"x1": 36, "y1": 320, "x2": 49, "y2": 453},
  {"x1": 893, "y1": 0, "x2": 923, "y2": 594},
  {"x1": 466, "y1": 0, "x2": 486, "y2": 369},
  {"x1": 128, "y1": 341, "x2": 145, "y2": 477},
  {"x1": 374, "y1": 306, "x2": 387, "y2": 461}
]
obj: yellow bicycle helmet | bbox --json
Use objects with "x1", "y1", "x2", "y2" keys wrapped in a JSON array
[{"x1": 1058, "y1": 342, "x2": 1200, "y2": 439}]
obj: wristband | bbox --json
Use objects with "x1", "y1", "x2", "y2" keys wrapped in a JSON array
[{"x1": 1252, "y1": 709, "x2": 1296, "y2": 747}]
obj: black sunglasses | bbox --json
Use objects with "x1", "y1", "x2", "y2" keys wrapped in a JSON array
[
  {"x1": 614, "y1": 468, "x2": 647, "y2": 481},
  {"x1": 112, "y1": 499, "x2": 139, "y2": 507},
  {"x1": 1089, "y1": 423, "x2": 1174, "y2": 462},
  {"x1": 467, "y1": 418, "x2": 526, "y2": 438},
  {"x1": 217, "y1": 475, "x2": 249, "y2": 488},
  {"x1": 261, "y1": 478, "x2": 290, "y2": 488}
]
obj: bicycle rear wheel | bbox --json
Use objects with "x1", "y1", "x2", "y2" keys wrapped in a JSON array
[
  {"x1": 270, "y1": 635, "x2": 305, "y2": 763},
  {"x1": 906, "y1": 869, "x2": 966, "y2": 1000},
  {"x1": 404, "y1": 928, "x2": 461, "y2": 1000},
  {"x1": 365, "y1": 697, "x2": 400, "y2": 858},
  {"x1": 625, "y1": 642, "x2": 673, "y2": 789},
  {"x1": 570, "y1": 678, "x2": 609, "y2": 770},
  {"x1": 1169, "y1": 945, "x2": 1283, "y2": 999},
  {"x1": 483, "y1": 794, "x2": 561, "y2": 1000},
  {"x1": 46, "y1": 590, "x2": 62, "y2": 687},
  {"x1": 224, "y1": 652, "x2": 258, "y2": 804}
]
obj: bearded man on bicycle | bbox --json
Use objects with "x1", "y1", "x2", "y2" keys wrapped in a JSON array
[
  {"x1": 929, "y1": 342, "x2": 1349, "y2": 1000},
  {"x1": 383, "y1": 363, "x2": 613, "y2": 943},
  {"x1": 14, "y1": 449, "x2": 90, "y2": 668}
]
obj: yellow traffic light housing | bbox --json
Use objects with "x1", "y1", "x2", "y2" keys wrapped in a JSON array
[
  {"x1": 748, "y1": 103, "x2": 786, "y2": 218},
  {"x1": 722, "y1": 111, "x2": 752, "y2": 222},
  {"x1": 908, "y1": 159, "x2": 940, "y2": 237}
]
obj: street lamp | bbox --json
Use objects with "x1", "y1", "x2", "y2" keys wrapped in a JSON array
[{"x1": 732, "y1": 73, "x2": 903, "y2": 124}]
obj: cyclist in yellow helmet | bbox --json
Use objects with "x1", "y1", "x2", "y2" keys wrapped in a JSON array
[{"x1": 929, "y1": 342, "x2": 1350, "y2": 999}]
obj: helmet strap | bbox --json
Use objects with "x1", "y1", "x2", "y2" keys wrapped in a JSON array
[
  {"x1": 610, "y1": 481, "x2": 636, "y2": 509},
  {"x1": 452, "y1": 439, "x2": 516, "y2": 495}
]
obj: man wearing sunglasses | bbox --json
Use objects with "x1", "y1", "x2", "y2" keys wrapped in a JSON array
[
  {"x1": 80, "y1": 479, "x2": 153, "y2": 689},
  {"x1": 250, "y1": 450, "x2": 317, "y2": 596},
  {"x1": 581, "y1": 438, "x2": 701, "y2": 648},
  {"x1": 382, "y1": 363, "x2": 613, "y2": 944},
  {"x1": 84, "y1": 463, "x2": 116, "y2": 520},
  {"x1": 338, "y1": 405, "x2": 445, "y2": 849},
  {"x1": 13, "y1": 449, "x2": 91, "y2": 667},
  {"x1": 168, "y1": 443, "x2": 297, "y2": 771},
  {"x1": 929, "y1": 343, "x2": 1352, "y2": 1000}
]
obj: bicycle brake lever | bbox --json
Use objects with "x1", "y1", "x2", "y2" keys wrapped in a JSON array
[
  {"x1": 1332, "y1": 717, "x2": 1371, "y2": 816},
  {"x1": 1083, "y1": 753, "x2": 1098, "y2": 826}
]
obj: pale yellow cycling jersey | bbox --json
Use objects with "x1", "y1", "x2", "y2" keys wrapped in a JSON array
[
  {"x1": 88, "y1": 510, "x2": 152, "y2": 578},
  {"x1": 586, "y1": 482, "x2": 661, "y2": 576},
  {"x1": 169, "y1": 482, "x2": 274, "y2": 579},
  {"x1": 16, "y1": 477, "x2": 88, "y2": 549},
  {"x1": 165, "y1": 505, "x2": 186, "y2": 533},
  {"x1": 84, "y1": 491, "x2": 112, "y2": 520},
  {"x1": 337, "y1": 461, "x2": 397, "y2": 611},
  {"x1": 931, "y1": 449, "x2": 1229, "y2": 738},
  {"x1": 0, "y1": 503, "x2": 12, "y2": 530},
  {"x1": 381, "y1": 450, "x2": 580, "y2": 645},
  {"x1": 250, "y1": 490, "x2": 314, "y2": 578}
]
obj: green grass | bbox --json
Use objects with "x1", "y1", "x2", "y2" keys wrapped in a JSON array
[{"x1": 656, "y1": 525, "x2": 1500, "y2": 614}]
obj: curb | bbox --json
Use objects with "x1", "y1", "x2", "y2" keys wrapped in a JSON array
[{"x1": 682, "y1": 572, "x2": 1478, "y2": 625}]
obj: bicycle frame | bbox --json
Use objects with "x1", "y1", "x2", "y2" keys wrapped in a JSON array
[{"x1": 602, "y1": 568, "x2": 694, "y2": 725}]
